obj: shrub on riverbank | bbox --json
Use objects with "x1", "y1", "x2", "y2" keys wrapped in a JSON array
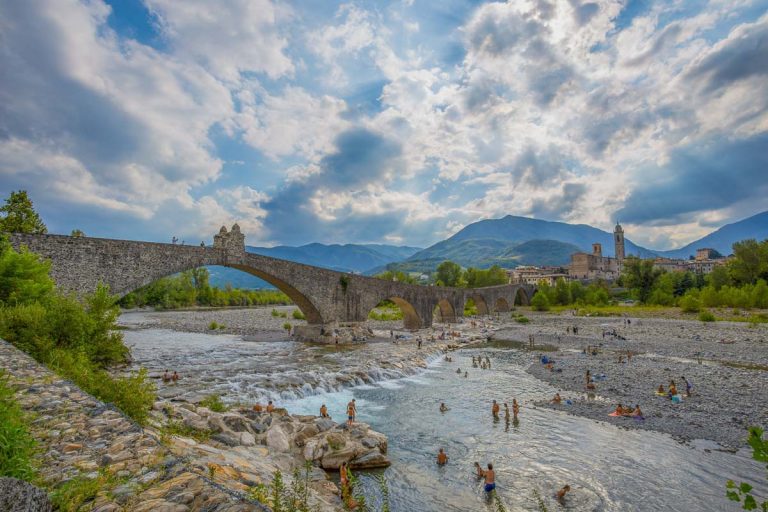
[
  {"x1": 0, "y1": 371, "x2": 37, "y2": 481},
  {"x1": 0, "y1": 237, "x2": 155, "y2": 425}
]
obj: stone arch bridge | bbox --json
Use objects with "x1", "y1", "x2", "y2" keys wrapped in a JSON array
[{"x1": 8, "y1": 226, "x2": 535, "y2": 339}]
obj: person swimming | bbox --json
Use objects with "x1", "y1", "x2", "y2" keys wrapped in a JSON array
[
  {"x1": 162, "y1": 369, "x2": 171, "y2": 383},
  {"x1": 484, "y1": 463, "x2": 496, "y2": 492},
  {"x1": 456, "y1": 368, "x2": 461, "y2": 374},
  {"x1": 492, "y1": 400, "x2": 500, "y2": 418},
  {"x1": 437, "y1": 448, "x2": 448, "y2": 465},
  {"x1": 439, "y1": 402, "x2": 449, "y2": 412},
  {"x1": 464, "y1": 371, "x2": 468, "y2": 378},
  {"x1": 171, "y1": 371, "x2": 180, "y2": 382}
]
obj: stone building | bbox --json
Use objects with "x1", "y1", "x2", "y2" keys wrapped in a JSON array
[
  {"x1": 568, "y1": 223, "x2": 625, "y2": 281},
  {"x1": 508, "y1": 265, "x2": 570, "y2": 286}
]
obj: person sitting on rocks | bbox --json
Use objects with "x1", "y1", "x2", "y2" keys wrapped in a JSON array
[
  {"x1": 266, "y1": 401, "x2": 275, "y2": 413},
  {"x1": 474, "y1": 462, "x2": 485, "y2": 477},
  {"x1": 162, "y1": 369, "x2": 171, "y2": 383},
  {"x1": 657, "y1": 384, "x2": 665, "y2": 395},
  {"x1": 615, "y1": 403, "x2": 626, "y2": 415},
  {"x1": 253, "y1": 403, "x2": 263, "y2": 412},
  {"x1": 668, "y1": 380, "x2": 678, "y2": 398},
  {"x1": 552, "y1": 393, "x2": 562, "y2": 404},
  {"x1": 320, "y1": 404, "x2": 329, "y2": 418},
  {"x1": 439, "y1": 402, "x2": 449, "y2": 412},
  {"x1": 632, "y1": 404, "x2": 643, "y2": 418},
  {"x1": 437, "y1": 448, "x2": 448, "y2": 465},
  {"x1": 556, "y1": 485, "x2": 571, "y2": 501}
]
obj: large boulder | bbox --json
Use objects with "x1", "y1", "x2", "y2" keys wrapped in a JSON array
[
  {"x1": 222, "y1": 413, "x2": 253, "y2": 434},
  {"x1": 293, "y1": 424, "x2": 320, "y2": 447},
  {"x1": 0, "y1": 478, "x2": 52, "y2": 512},
  {"x1": 266, "y1": 425, "x2": 291, "y2": 453},
  {"x1": 314, "y1": 418, "x2": 336, "y2": 432},
  {"x1": 349, "y1": 450, "x2": 391, "y2": 469}
]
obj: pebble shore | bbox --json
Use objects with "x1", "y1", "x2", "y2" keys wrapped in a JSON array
[{"x1": 494, "y1": 312, "x2": 768, "y2": 449}]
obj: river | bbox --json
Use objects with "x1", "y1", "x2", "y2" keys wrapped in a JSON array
[{"x1": 122, "y1": 325, "x2": 765, "y2": 511}]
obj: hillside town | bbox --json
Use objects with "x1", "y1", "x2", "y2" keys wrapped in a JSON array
[{"x1": 508, "y1": 223, "x2": 730, "y2": 285}]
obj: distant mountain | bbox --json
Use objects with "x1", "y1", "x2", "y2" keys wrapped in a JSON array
[
  {"x1": 396, "y1": 215, "x2": 657, "y2": 272},
  {"x1": 659, "y1": 211, "x2": 768, "y2": 260},
  {"x1": 207, "y1": 243, "x2": 421, "y2": 289}
]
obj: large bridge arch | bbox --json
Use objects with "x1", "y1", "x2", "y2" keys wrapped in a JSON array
[
  {"x1": 467, "y1": 294, "x2": 489, "y2": 316},
  {"x1": 433, "y1": 299, "x2": 457, "y2": 324},
  {"x1": 387, "y1": 297, "x2": 422, "y2": 330},
  {"x1": 515, "y1": 287, "x2": 530, "y2": 306},
  {"x1": 494, "y1": 297, "x2": 511, "y2": 312}
]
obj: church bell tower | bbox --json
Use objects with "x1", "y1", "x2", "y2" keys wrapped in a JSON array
[{"x1": 614, "y1": 222, "x2": 625, "y2": 261}]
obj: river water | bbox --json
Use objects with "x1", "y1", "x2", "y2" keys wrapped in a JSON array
[{"x1": 122, "y1": 326, "x2": 765, "y2": 512}]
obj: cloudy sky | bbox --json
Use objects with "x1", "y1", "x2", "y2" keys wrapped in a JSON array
[{"x1": 1, "y1": 0, "x2": 766, "y2": 250}]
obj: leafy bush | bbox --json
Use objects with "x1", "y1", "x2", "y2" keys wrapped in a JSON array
[
  {"x1": 199, "y1": 394, "x2": 227, "y2": 413},
  {"x1": 0, "y1": 371, "x2": 36, "y2": 481},
  {"x1": 272, "y1": 308, "x2": 288, "y2": 318},
  {"x1": 513, "y1": 314, "x2": 530, "y2": 324},
  {"x1": 161, "y1": 420, "x2": 212, "y2": 442},
  {"x1": 283, "y1": 322, "x2": 292, "y2": 332},
  {"x1": 698, "y1": 310, "x2": 716, "y2": 322},
  {"x1": 531, "y1": 292, "x2": 550, "y2": 312},
  {"x1": 292, "y1": 309, "x2": 305, "y2": 320},
  {"x1": 725, "y1": 426, "x2": 766, "y2": 510},
  {"x1": 679, "y1": 294, "x2": 701, "y2": 313},
  {"x1": 207, "y1": 321, "x2": 226, "y2": 330}
]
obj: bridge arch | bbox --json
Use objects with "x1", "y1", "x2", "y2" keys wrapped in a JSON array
[
  {"x1": 227, "y1": 264, "x2": 324, "y2": 324},
  {"x1": 386, "y1": 297, "x2": 422, "y2": 330},
  {"x1": 494, "y1": 297, "x2": 511, "y2": 312},
  {"x1": 514, "y1": 287, "x2": 530, "y2": 306},
  {"x1": 433, "y1": 299, "x2": 457, "y2": 324},
  {"x1": 467, "y1": 294, "x2": 489, "y2": 316}
]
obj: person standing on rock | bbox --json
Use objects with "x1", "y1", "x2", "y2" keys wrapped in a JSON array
[{"x1": 347, "y1": 399, "x2": 357, "y2": 426}]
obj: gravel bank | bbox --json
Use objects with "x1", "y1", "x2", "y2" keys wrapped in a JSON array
[{"x1": 494, "y1": 312, "x2": 768, "y2": 449}]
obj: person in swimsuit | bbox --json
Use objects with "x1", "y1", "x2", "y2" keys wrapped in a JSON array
[
  {"x1": 253, "y1": 403, "x2": 263, "y2": 412},
  {"x1": 557, "y1": 485, "x2": 571, "y2": 500},
  {"x1": 682, "y1": 376, "x2": 692, "y2": 397},
  {"x1": 162, "y1": 370, "x2": 171, "y2": 383},
  {"x1": 347, "y1": 399, "x2": 356, "y2": 426},
  {"x1": 172, "y1": 371, "x2": 180, "y2": 382},
  {"x1": 503, "y1": 403, "x2": 510, "y2": 419},
  {"x1": 439, "y1": 402, "x2": 449, "y2": 412},
  {"x1": 512, "y1": 399, "x2": 520, "y2": 419},
  {"x1": 320, "y1": 404, "x2": 329, "y2": 418},
  {"x1": 657, "y1": 384, "x2": 665, "y2": 394},
  {"x1": 266, "y1": 401, "x2": 275, "y2": 413},
  {"x1": 492, "y1": 400, "x2": 500, "y2": 419},
  {"x1": 632, "y1": 404, "x2": 643, "y2": 417},
  {"x1": 615, "y1": 403, "x2": 625, "y2": 415},
  {"x1": 437, "y1": 448, "x2": 448, "y2": 465},
  {"x1": 474, "y1": 462, "x2": 485, "y2": 477},
  {"x1": 484, "y1": 463, "x2": 495, "y2": 492},
  {"x1": 552, "y1": 393, "x2": 562, "y2": 404}
]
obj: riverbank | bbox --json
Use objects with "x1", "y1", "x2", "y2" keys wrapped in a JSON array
[
  {"x1": 0, "y1": 338, "x2": 398, "y2": 511},
  {"x1": 493, "y1": 311, "x2": 768, "y2": 449}
]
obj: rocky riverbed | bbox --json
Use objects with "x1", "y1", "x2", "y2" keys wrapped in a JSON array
[{"x1": 493, "y1": 312, "x2": 768, "y2": 449}]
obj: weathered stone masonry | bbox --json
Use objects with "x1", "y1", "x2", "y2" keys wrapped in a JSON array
[{"x1": 9, "y1": 228, "x2": 535, "y2": 332}]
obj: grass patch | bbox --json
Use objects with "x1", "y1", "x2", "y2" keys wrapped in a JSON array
[
  {"x1": 699, "y1": 310, "x2": 716, "y2": 322},
  {"x1": 161, "y1": 420, "x2": 212, "y2": 442},
  {"x1": 50, "y1": 470, "x2": 118, "y2": 512},
  {"x1": 207, "y1": 321, "x2": 226, "y2": 330},
  {"x1": 271, "y1": 308, "x2": 288, "y2": 318},
  {"x1": 292, "y1": 309, "x2": 305, "y2": 320},
  {"x1": 0, "y1": 371, "x2": 37, "y2": 481},
  {"x1": 512, "y1": 313, "x2": 530, "y2": 324},
  {"x1": 199, "y1": 394, "x2": 227, "y2": 412}
]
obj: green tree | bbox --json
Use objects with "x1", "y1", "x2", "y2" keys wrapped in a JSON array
[
  {"x1": 70, "y1": 229, "x2": 85, "y2": 237},
  {"x1": 0, "y1": 191, "x2": 47, "y2": 234},
  {"x1": 375, "y1": 270, "x2": 417, "y2": 284},
  {"x1": 0, "y1": 236, "x2": 54, "y2": 305},
  {"x1": 553, "y1": 278, "x2": 572, "y2": 305},
  {"x1": 436, "y1": 261, "x2": 463, "y2": 287},
  {"x1": 708, "y1": 265, "x2": 731, "y2": 290},
  {"x1": 622, "y1": 257, "x2": 663, "y2": 304},
  {"x1": 730, "y1": 239, "x2": 768, "y2": 285}
]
